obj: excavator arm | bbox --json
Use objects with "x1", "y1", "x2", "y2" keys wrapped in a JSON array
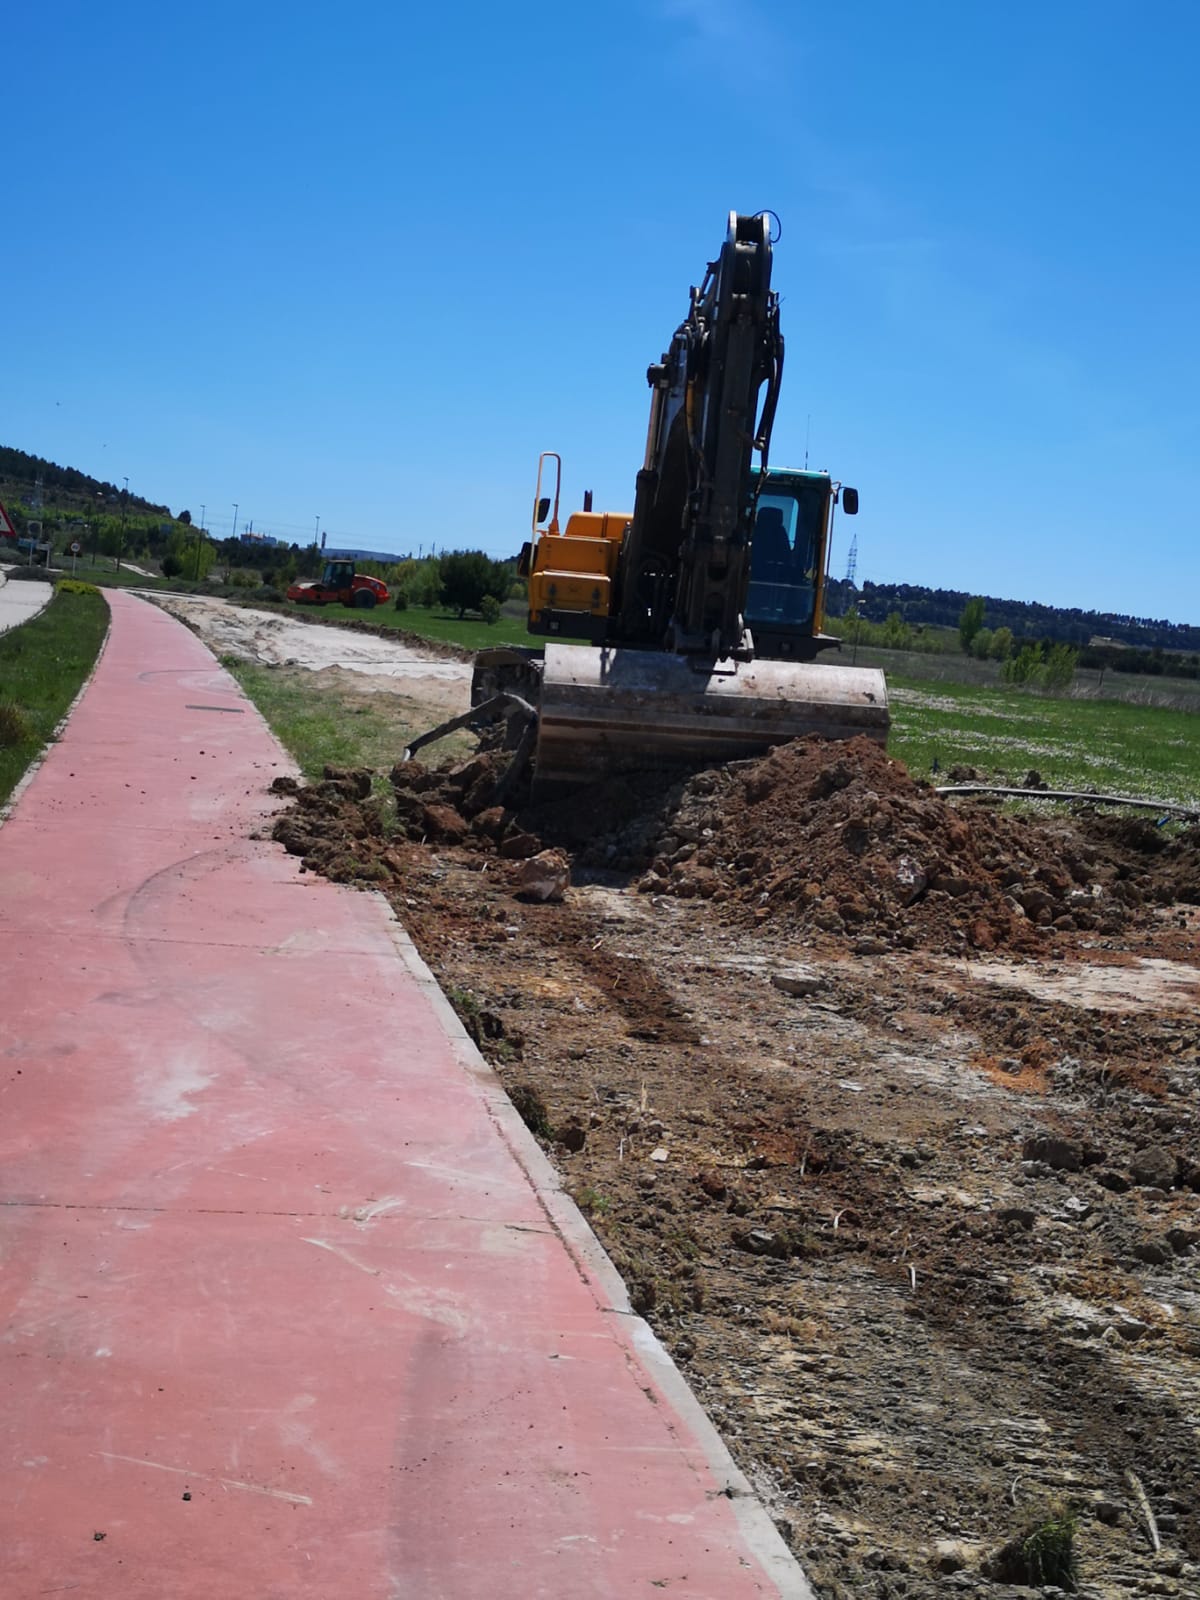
[{"x1": 615, "y1": 212, "x2": 783, "y2": 660}]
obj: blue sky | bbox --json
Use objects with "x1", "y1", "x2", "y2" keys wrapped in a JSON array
[{"x1": 6, "y1": 1, "x2": 1199, "y2": 620}]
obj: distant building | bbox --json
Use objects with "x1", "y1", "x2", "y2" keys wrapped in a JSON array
[{"x1": 324, "y1": 545, "x2": 405, "y2": 564}]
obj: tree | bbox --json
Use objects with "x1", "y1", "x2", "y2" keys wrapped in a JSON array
[
  {"x1": 972, "y1": 627, "x2": 993, "y2": 660},
  {"x1": 438, "y1": 550, "x2": 508, "y2": 618},
  {"x1": 881, "y1": 610, "x2": 912, "y2": 649},
  {"x1": 177, "y1": 509, "x2": 192, "y2": 526},
  {"x1": 989, "y1": 626, "x2": 1014, "y2": 661},
  {"x1": 1002, "y1": 644, "x2": 1043, "y2": 686},
  {"x1": 959, "y1": 595, "x2": 985, "y2": 653},
  {"x1": 1042, "y1": 643, "x2": 1078, "y2": 690}
]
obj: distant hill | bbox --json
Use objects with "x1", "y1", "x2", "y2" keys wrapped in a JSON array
[
  {"x1": 0, "y1": 445, "x2": 169, "y2": 518},
  {"x1": 825, "y1": 577, "x2": 1200, "y2": 656}
]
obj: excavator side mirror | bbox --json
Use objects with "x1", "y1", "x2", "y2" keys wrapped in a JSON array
[
  {"x1": 842, "y1": 487, "x2": 859, "y2": 516},
  {"x1": 536, "y1": 496, "x2": 551, "y2": 525}
]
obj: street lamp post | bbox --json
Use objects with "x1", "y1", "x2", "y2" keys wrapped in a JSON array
[
  {"x1": 232, "y1": 502, "x2": 239, "y2": 542},
  {"x1": 195, "y1": 502, "x2": 207, "y2": 581},
  {"x1": 115, "y1": 476, "x2": 129, "y2": 575}
]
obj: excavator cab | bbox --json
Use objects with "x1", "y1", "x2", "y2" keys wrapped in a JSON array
[{"x1": 745, "y1": 470, "x2": 856, "y2": 659}]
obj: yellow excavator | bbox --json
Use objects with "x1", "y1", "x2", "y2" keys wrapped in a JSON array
[{"x1": 415, "y1": 212, "x2": 889, "y2": 791}]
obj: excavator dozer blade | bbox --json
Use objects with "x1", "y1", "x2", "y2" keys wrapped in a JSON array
[{"x1": 534, "y1": 642, "x2": 889, "y2": 791}]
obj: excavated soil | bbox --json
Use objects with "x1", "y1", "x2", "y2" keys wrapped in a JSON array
[{"x1": 270, "y1": 736, "x2": 1200, "y2": 1599}]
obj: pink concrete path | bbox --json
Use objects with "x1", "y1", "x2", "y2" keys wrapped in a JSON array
[{"x1": 0, "y1": 592, "x2": 808, "y2": 1598}]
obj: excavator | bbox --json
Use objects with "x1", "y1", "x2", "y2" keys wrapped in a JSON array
[{"x1": 414, "y1": 212, "x2": 888, "y2": 790}]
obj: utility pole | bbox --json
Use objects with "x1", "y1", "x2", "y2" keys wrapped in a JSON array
[
  {"x1": 116, "y1": 476, "x2": 129, "y2": 575},
  {"x1": 232, "y1": 502, "x2": 239, "y2": 541}
]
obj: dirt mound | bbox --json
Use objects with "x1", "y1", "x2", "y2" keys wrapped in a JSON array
[
  {"x1": 270, "y1": 740, "x2": 1200, "y2": 955},
  {"x1": 580, "y1": 736, "x2": 1195, "y2": 953}
]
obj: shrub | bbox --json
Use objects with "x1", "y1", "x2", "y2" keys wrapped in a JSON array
[
  {"x1": 392, "y1": 588, "x2": 409, "y2": 611},
  {"x1": 479, "y1": 594, "x2": 502, "y2": 625},
  {"x1": 409, "y1": 559, "x2": 444, "y2": 608},
  {"x1": 56, "y1": 579, "x2": 100, "y2": 597},
  {"x1": 161, "y1": 553, "x2": 185, "y2": 578},
  {"x1": 1042, "y1": 641, "x2": 1078, "y2": 690},
  {"x1": 1002, "y1": 643, "x2": 1044, "y2": 686},
  {"x1": 0, "y1": 702, "x2": 31, "y2": 748}
]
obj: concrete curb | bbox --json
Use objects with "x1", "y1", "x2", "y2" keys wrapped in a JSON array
[{"x1": 380, "y1": 908, "x2": 815, "y2": 1600}]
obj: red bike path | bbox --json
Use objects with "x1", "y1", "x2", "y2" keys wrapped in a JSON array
[{"x1": 1, "y1": 591, "x2": 811, "y2": 1598}]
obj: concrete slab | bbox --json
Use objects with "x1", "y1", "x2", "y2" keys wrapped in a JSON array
[
  {"x1": 0, "y1": 567, "x2": 53, "y2": 633},
  {"x1": 0, "y1": 591, "x2": 811, "y2": 1597}
]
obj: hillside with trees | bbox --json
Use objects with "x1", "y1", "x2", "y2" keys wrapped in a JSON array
[
  {"x1": 0, "y1": 445, "x2": 169, "y2": 520},
  {"x1": 825, "y1": 576, "x2": 1200, "y2": 653}
]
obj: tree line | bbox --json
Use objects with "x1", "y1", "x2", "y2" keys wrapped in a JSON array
[{"x1": 824, "y1": 576, "x2": 1200, "y2": 653}]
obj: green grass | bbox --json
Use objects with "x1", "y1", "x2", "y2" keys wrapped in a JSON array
[
  {"x1": 888, "y1": 673, "x2": 1200, "y2": 806},
  {"x1": 57, "y1": 555, "x2": 170, "y2": 588},
  {"x1": 0, "y1": 585, "x2": 110, "y2": 806},
  {"x1": 842, "y1": 638, "x2": 1200, "y2": 710},
  {"x1": 221, "y1": 659, "x2": 409, "y2": 783},
  {"x1": 222, "y1": 658, "x2": 477, "y2": 788},
  {"x1": 276, "y1": 599, "x2": 537, "y2": 651}
]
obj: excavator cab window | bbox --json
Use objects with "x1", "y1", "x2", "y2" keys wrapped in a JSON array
[{"x1": 745, "y1": 484, "x2": 823, "y2": 631}]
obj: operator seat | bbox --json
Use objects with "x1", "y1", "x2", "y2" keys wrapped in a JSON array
[{"x1": 753, "y1": 506, "x2": 790, "y2": 581}]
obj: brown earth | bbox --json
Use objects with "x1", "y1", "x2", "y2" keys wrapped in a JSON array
[{"x1": 271, "y1": 739, "x2": 1200, "y2": 1599}]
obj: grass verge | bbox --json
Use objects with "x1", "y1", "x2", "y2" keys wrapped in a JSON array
[
  {"x1": 221, "y1": 658, "x2": 477, "y2": 789},
  {"x1": 0, "y1": 583, "x2": 109, "y2": 807},
  {"x1": 888, "y1": 673, "x2": 1200, "y2": 805},
  {"x1": 270, "y1": 600, "x2": 537, "y2": 651}
]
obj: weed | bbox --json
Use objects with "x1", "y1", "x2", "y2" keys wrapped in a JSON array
[
  {"x1": 507, "y1": 1082, "x2": 553, "y2": 1140},
  {"x1": 443, "y1": 983, "x2": 482, "y2": 1039},
  {"x1": 986, "y1": 1503, "x2": 1077, "y2": 1590},
  {"x1": 574, "y1": 1186, "x2": 612, "y2": 1216},
  {"x1": 0, "y1": 702, "x2": 31, "y2": 748}
]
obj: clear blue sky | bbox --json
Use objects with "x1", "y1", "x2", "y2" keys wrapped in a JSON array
[{"x1": 6, "y1": 1, "x2": 1199, "y2": 621}]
